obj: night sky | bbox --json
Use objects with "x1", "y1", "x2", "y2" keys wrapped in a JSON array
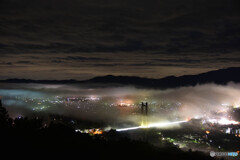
[{"x1": 0, "y1": 0, "x2": 240, "y2": 80}]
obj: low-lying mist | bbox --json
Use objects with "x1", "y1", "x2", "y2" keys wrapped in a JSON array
[{"x1": 0, "y1": 82, "x2": 239, "y2": 128}]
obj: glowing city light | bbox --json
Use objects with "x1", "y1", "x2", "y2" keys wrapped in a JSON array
[
  {"x1": 233, "y1": 103, "x2": 240, "y2": 108},
  {"x1": 89, "y1": 96, "x2": 99, "y2": 101},
  {"x1": 208, "y1": 118, "x2": 240, "y2": 125},
  {"x1": 118, "y1": 99, "x2": 133, "y2": 107},
  {"x1": 218, "y1": 118, "x2": 239, "y2": 125}
]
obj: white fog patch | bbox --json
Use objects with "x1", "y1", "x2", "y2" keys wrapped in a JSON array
[{"x1": 0, "y1": 82, "x2": 240, "y2": 127}]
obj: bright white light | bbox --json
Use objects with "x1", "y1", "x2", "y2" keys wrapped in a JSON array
[
  {"x1": 225, "y1": 128, "x2": 231, "y2": 134},
  {"x1": 147, "y1": 120, "x2": 187, "y2": 128},
  {"x1": 218, "y1": 118, "x2": 239, "y2": 125},
  {"x1": 208, "y1": 118, "x2": 239, "y2": 125},
  {"x1": 233, "y1": 103, "x2": 240, "y2": 108},
  {"x1": 116, "y1": 126, "x2": 142, "y2": 132},
  {"x1": 208, "y1": 119, "x2": 218, "y2": 124},
  {"x1": 116, "y1": 120, "x2": 187, "y2": 132},
  {"x1": 88, "y1": 96, "x2": 99, "y2": 101}
]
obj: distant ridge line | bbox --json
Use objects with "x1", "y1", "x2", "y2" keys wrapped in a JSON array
[{"x1": 1, "y1": 67, "x2": 240, "y2": 89}]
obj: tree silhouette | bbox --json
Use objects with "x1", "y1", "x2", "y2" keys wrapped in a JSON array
[
  {"x1": 0, "y1": 104, "x2": 12, "y2": 128},
  {"x1": 13, "y1": 117, "x2": 42, "y2": 132}
]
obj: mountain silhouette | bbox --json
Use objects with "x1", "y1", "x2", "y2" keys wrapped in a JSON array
[{"x1": 1, "y1": 67, "x2": 240, "y2": 89}]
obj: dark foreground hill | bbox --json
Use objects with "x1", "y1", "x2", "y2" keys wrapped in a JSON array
[{"x1": 0, "y1": 105, "x2": 213, "y2": 159}]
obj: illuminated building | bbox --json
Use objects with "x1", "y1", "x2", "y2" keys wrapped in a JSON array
[
  {"x1": 223, "y1": 127, "x2": 240, "y2": 135},
  {"x1": 223, "y1": 127, "x2": 232, "y2": 134}
]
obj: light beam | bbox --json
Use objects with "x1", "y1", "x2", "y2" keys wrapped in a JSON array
[{"x1": 116, "y1": 120, "x2": 187, "y2": 132}]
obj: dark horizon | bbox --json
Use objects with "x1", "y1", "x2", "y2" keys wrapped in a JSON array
[
  {"x1": 0, "y1": 65, "x2": 239, "y2": 82},
  {"x1": 0, "y1": 66, "x2": 232, "y2": 81}
]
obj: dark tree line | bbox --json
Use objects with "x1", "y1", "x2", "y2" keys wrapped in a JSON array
[{"x1": 0, "y1": 105, "x2": 214, "y2": 159}]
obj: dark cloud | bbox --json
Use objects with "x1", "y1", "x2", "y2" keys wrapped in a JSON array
[
  {"x1": 216, "y1": 57, "x2": 240, "y2": 63},
  {"x1": 129, "y1": 62, "x2": 183, "y2": 67},
  {"x1": 93, "y1": 63, "x2": 122, "y2": 67},
  {"x1": 93, "y1": 62, "x2": 186, "y2": 67},
  {"x1": 51, "y1": 60, "x2": 63, "y2": 63},
  {"x1": 16, "y1": 61, "x2": 34, "y2": 64},
  {"x1": 0, "y1": 0, "x2": 239, "y2": 54},
  {"x1": 0, "y1": 0, "x2": 240, "y2": 79},
  {"x1": 0, "y1": 62, "x2": 13, "y2": 66},
  {"x1": 54, "y1": 56, "x2": 109, "y2": 62},
  {"x1": 153, "y1": 59, "x2": 201, "y2": 64}
]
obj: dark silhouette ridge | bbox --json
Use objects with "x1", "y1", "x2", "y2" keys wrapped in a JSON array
[
  {"x1": 86, "y1": 67, "x2": 240, "y2": 89},
  {"x1": 1, "y1": 67, "x2": 240, "y2": 89}
]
